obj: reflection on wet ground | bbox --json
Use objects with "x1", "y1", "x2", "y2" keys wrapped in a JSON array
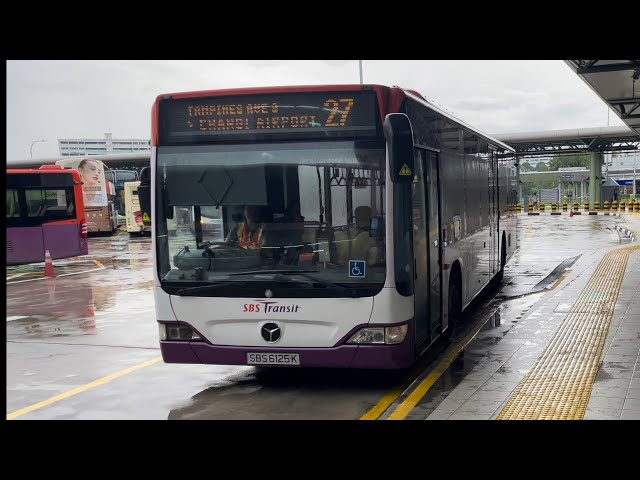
[
  {"x1": 6, "y1": 214, "x2": 635, "y2": 419},
  {"x1": 400, "y1": 293, "x2": 544, "y2": 420},
  {"x1": 6, "y1": 234, "x2": 156, "y2": 347},
  {"x1": 167, "y1": 367, "x2": 409, "y2": 420}
]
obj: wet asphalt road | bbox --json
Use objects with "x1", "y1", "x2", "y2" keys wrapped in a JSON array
[{"x1": 6, "y1": 215, "x2": 632, "y2": 419}]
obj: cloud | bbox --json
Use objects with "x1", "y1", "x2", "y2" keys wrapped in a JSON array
[{"x1": 6, "y1": 60, "x2": 620, "y2": 161}]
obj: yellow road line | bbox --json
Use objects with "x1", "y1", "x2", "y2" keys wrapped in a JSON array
[
  {"x1": 7, "y1": 356, "x2": 162, "y2": 420},
  {"x1": 6, "y1": 272, "x2": 29, "y2": 280},
  {"x1": 7, "y1": 266, "x2": 107, "y2": 284},
  {"x1": 359, "y1": 388, "x2": 405, "y2": 420},
  {"x1": 361, "y1": 315, "x2": 490, "y2": 421},
  {"x1": 497, "y1": 244, "x2": 640, "y2": 420},
  {"x1": 93, "y1": 259, "x2": 105, "y2": 269},
  {"x1": 385, "y1": 323, "x2": 486, "y2": 420}
]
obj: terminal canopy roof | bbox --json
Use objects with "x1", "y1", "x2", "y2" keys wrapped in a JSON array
[{"x1": 566, "y1": 60, "x2": 640, "y2": 137}]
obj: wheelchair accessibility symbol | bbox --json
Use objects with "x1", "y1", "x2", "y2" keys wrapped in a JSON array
[{"x1": 349, "y1": 260, "x2": 365, "y2": 278}]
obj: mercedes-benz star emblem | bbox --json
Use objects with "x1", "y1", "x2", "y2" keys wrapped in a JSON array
[
  {"x1": 261, "y1": 322, "x2": 281, "y2": 343},
  {"x1": 265, "y1": 289, "x2": 273, "y2": 298}
]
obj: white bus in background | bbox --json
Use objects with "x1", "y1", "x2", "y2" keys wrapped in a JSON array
[{"x1": 124, "y1": 181, "x2": 151, "y2": 235}]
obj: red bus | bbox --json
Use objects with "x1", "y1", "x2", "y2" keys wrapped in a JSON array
[{"x1": 6, "y1": 165, "x2": 88, "y2": 265}]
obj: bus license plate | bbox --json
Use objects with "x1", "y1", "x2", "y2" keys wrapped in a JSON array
[{"x1": 247, "y1": 353, "x2": 300, "y2": 366}]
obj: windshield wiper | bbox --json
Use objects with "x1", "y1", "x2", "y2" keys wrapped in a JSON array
[
  {"x1": 227, "y1": 269, "x2": 353, "y2": 293},
  {"x1": 175, "y1": 281, "x2": 246, "y2": 296}
]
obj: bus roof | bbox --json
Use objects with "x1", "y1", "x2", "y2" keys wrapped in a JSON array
[
  {"x1": 398, "y1": 88, "x2": 516, "y2": 153},
  {"x1": 7, "y1": 167, "x2": 82, "y2": 181}
]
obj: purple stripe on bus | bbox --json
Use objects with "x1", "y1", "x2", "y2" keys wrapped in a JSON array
[
  {"x1": 6, "y1": 227, "x2": 45, "y2": 265},
  {"x1": 159, "y1": 319, "x2": 415, "y2": 369},
  {"x1": 6, "y1": 224, "x2": 86, "y2": 265},
  {"x1": 43, "y1": 223, "x2": 87, "y2": 259}
]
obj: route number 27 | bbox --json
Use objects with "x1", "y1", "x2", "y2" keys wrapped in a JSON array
[{"x1": 324, "y1": 98, "x2": 355, "y2": 127}]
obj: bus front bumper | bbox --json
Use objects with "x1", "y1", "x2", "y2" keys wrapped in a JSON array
[{"x1": 160, "y1": 334, "x2": 414, "y2": 370}]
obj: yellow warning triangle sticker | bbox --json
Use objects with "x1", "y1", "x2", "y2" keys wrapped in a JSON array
[
  {"x1": 143, "y1": 213, "x2": 150, "y2": 222},
  {"x1": 399, "y1": 164, "x2": 412, "y2": 176}
]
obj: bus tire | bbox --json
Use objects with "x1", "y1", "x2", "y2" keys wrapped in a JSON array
[{"x1": 444, "y1": 265, "x2": 461, "y2": 342}]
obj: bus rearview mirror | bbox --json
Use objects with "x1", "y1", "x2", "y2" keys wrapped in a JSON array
[{"x1": 384, "y1": 113, "x2": 414, "y2": 184}]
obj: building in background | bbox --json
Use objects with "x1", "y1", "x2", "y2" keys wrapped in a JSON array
[{"x1": 58, "y1": 133, "x2": 150, "y2": 157}]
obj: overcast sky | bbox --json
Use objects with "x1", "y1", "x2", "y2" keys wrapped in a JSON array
[{"x1": 6, "y1": 60, "x2": 625, "y2": 161}]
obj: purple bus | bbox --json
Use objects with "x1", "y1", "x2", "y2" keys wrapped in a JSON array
[{"x1": 6, "y1": 166, "x2": 88, "y2": 265}]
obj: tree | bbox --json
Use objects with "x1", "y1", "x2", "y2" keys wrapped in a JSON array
[
  {"x1": 520, "y1": 161, "x2": 534, "y2": 172},
  {"x1": 548, "y1": 154, "x2": 589, "y2": 171},
  {"x1": 535, "y1": 161, "x2": 549, "y2": 172}
]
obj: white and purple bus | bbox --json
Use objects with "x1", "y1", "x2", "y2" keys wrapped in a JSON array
[
  {"x1": 6, "y1": 165, "x2": 88, "y2": 265},
  {"x1": 149, "y1": 84, "x2": 518, "y2": 369}
]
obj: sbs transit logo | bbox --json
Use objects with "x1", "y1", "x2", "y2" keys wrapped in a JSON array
[{"x1": 243, "y1": 300, "x2": 301, "y2": 314}]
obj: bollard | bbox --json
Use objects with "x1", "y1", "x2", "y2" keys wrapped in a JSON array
[
  {"x1": 517, "y1": 203, "x2": 522, "y2": 213},
  {"x1": 528, "y1": 203, "x2": 538, "y2": 215},
  {"x1": 584, "y1": 201, "x2": 590, "y2": 213},
  {"x1": 551, "y1": 202, "x2": 560, "y2": 215},
  {"x1": 613, "y1": 200, "x2": 618, "y2": 212},
  {"x1": 540, "y1": 202, "x2": 545, "y2": 213},
  {"x1": 636, "y1": 200, "x2": 640, "y2": 213},
  {"x1": 604, "y1": 200, "x2": 610, "y2": 215},
  {"x1": 563, "y1": 201, "x2": 568, "y2": 212},
  {"x1": 620, "y1": 200, "x2": 626, "y2": 212},
  {"x1": 628, "y1": 199, "x2": 633, "y2": 212},
  {"x1": 573, "y1": 201, "x2": 581, "y2": 215},
  {"x1": 594, "y1": 200, "x2": 600, "y2": 211}
]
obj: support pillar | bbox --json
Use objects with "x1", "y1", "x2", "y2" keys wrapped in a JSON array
[
  {"x1": 558, "y1": 180, "x2": 562, "y2": 204},
  {"x1": 517, "y1": 160, "x2": 522, "y2": 203},
  {"x1": 589, "y1": 151, "x2": 603, "y2": 206}
]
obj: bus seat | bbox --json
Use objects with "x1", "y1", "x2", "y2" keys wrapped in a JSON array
[
  {"x1": 350, "y1": 206, "x2": 374, "y2": 262},
  {"x1": 351, "y1": 230, "x2": 374, "y2": 262},
  {"x1": 301, "y1": 226, "x2": 315, "y2": 244},
  {"x1": 349, "y1": 206, "x2": 372, "y2": 237},
  {"x1": 333, "y1": 229, "x2": 349, "y2": 264}
]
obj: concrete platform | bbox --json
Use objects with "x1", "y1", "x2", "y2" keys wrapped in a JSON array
[{"x1": 426, "y1": 213, "x2": 640, "y2": 420}]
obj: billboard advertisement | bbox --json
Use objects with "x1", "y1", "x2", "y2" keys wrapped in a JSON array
[{"x1": 56, "y1": 158, "x2": 108, "y2": 207}]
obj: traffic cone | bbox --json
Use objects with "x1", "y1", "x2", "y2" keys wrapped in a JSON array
[{"x1": 44, "y1": 249, "x2": 57, "y2": 277}]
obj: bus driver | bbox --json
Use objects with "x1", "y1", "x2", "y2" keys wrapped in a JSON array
[{"x1": 225, "y1": 205, "x2": 266, "y2": 249}]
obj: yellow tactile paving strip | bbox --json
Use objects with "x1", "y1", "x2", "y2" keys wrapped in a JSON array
[{"x1": 497, "y1": 244, "x2": 640, "y2": 420}]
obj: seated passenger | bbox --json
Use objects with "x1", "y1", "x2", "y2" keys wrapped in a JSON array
[{"x1": 225, "y1": 205, "x2": 267, "y2": 250}]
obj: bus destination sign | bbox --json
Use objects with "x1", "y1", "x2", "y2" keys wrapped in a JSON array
[{"x1": 159, "y1": 91, "x2": 379, "y2": 143}]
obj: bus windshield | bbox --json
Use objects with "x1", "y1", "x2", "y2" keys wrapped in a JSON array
[{"x1": 156, "y1": 139, "x2": 386, "y2": 295}]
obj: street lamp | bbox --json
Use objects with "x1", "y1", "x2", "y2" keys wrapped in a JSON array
[
  {"x1": 359, "y1": 60, "x2": 363, "y2": 84},
  {"x1": 30, "y1": 139, "x2": 47, "y2": 159}
]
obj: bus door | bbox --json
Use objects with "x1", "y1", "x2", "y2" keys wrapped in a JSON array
[
  {"x1": 488, "y1": 147, "x2": 497, "y2": 275},
  {"x1": 425, "y1": 151, "x2": 443, "y2": 340},
  {"x1": 412, "y1": 149, "x2": 442, "y2": 350}
]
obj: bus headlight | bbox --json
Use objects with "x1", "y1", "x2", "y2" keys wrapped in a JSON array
[
  {"x1": 385, "y1": 324, "x2": 408, "y2": 344},
  {"x1": 347, "y1": 328, "x2": 385, "y2": 344},
  {"x1": 160, "y1": 323, "x2": 202, "y2": 341},
  {"x1": 346, "y1": 324, "x2": 408, "y2": 345}
]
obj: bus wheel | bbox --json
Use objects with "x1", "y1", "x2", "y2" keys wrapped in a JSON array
[{"x1": 444, "y1": 268, "x2": 461, "y2": 342}]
